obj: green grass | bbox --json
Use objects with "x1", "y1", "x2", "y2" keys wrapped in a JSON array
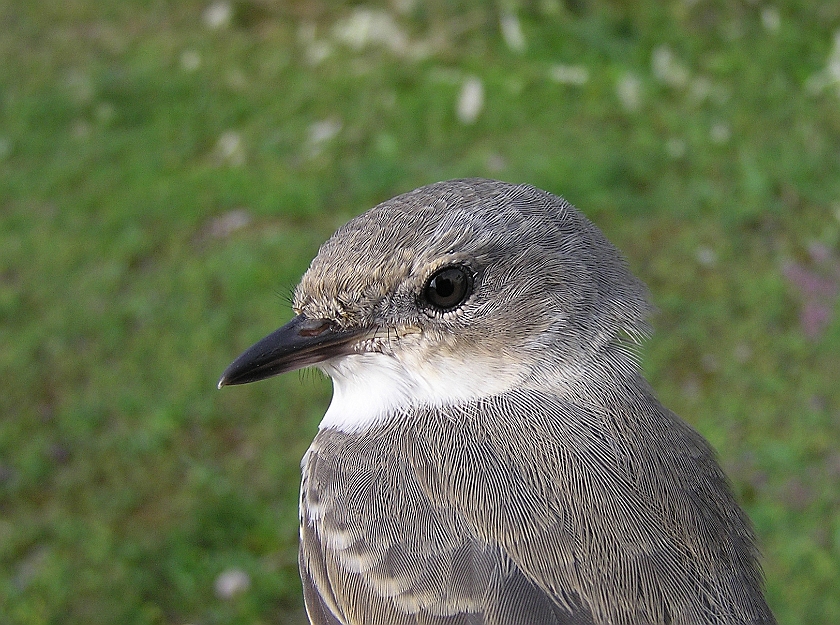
[{"x1": 2, "y1": 1, "x2": 840, "y2": 623}]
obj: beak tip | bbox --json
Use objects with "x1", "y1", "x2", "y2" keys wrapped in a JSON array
[{"x1": 217, "y1": 315, "x2": 358, "y2": 389}]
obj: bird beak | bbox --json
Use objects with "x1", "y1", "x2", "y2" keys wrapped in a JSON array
[{"x1": 218, "y1": 314, "x2": 363, "y2": 388}]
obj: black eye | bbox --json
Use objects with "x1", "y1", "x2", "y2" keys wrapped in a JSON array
[{"x1": 423, "y1": 266, "x2": 472, "y2": 311}]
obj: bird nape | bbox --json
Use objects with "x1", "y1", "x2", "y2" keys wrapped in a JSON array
[{"x1": 219, "y1": 179, "x2": 776, "y2": 625}]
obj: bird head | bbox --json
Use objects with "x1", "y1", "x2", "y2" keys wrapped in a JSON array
[{"x1": 219, "y1": 179, "x2": 652, "y2": 429}]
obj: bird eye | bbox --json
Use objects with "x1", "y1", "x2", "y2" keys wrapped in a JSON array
[{"x1": 423, "y1": 266, "x2": 472, "y2": 311}]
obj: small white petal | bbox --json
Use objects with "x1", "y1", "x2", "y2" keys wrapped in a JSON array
[
  {"x1": 710, "y1": 122, "x2": 731, "y2": 145},
  {"x1": 689, "y1": 76, "x2": 712, "y2": 102},
  {"x1": 204, "y1": 1, "x2": 232, "y2": 30},
  {"x1": 761, "y1": 7, "x2": 781, "y2": 32},
  {"x1": 696, "y1": 246, "x2": 717, "y2": 267},
  {"x1": 549, "y1": 64, "x2": 589, "y2": 86},
  {"x1": 733, "y1": 343, "x2": 752, "y2": 363},
  {"x1": 214, "y1": 568, "x2": 250, "y2": 600},
  {"x1": 180, "y1": 50, "x2": 201, "y2": 72},
  {"x1": 616, "y1": 73, "x2": 642, "y2": 112},
  {"x1": 457, "y1": 77, "x2": 484, "y2": 125},
  {"x1": 307, "y1": 119, "x2": 342, "y2": 157},
  {"x1": 333, "y1": 8, "x2": 408, "y2": 54},
  {"x1": 209, "y1": 209, "x2": 252, "y2": 239},
  {"x1": 215, "y1": 131, "x2": 245, "y2": 166},
  {"x1": 486, "y1": 153, "x2": 507, "y2": 173},
  {"x1": 309, "y1": 119, "x2": 342, "y2": 145},
  {"x1": 652, "y1": 45, "x2": 689, "y2": 87},
  {"x1": 500, "y1": 12, "x2": 526, "y2": 53}
]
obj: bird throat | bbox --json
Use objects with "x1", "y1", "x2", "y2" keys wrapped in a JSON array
[{"x1": 317, "y1": 351, "x2": 526, "y2": 433}]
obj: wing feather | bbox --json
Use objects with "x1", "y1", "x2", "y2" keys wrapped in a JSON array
[
  {"x1": 408, "y1": 386, "x2": 773, "y2": 624},
  {"x1": 298, "y1": 383, "x2": 773, "y2": 624},
  {"x1": 300, "y1": 423, "x2": 583, "y2": 624}
]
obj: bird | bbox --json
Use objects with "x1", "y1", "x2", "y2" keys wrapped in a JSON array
[{"x1": 218, "y1": 179, "x2": 776, "y2": 625}]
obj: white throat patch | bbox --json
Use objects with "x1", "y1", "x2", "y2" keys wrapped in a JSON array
[{"x1": 317, "y1": 351, "x2": 525, "y2": 433}]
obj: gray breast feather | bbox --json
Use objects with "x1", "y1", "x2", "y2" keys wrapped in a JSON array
[
  {"x1": 301, "y1": 433, "x2": 502, "y2": 620},
  {"x1": 299, "y1": 384, "x2": 774, "y2": 625}
]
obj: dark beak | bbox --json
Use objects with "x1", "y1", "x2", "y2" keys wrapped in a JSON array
[{"x1": 218, "y1": 314, "x2": 363, "y2": 388}]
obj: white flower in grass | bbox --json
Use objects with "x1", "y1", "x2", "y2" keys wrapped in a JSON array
[
  {"x1": 307, "y1": 119, "x2": 342, "y2": 157},
  {"x1": 733, "y1": 342, "x2": 752, "y2": 364},
  {"x1": 333, "y1": 8, "x2": 408, "y2": 55},
  {"x1": 549, "y1": 64, "x2": 589, "y2": 86},
  {"x1": 689, "y1": 76, "x2": 712, "y2": 102},
  {"x1": 209, "y1": 209, "x2": 251, "y2": 239},
  {"x1": 696, "y1": 246, "x2": 717, "y2": 267},
  {"x1": 500, "y1": 12, "x2": 526, "y2": 53},
  {"x1": 180, "y1": 50, "x2": 201, "y2": 72},
  {"x1": 652, "y1": 45, "x2": 689, "y2": 87},
  {"x1": 215, "y1": 131, "x2": 245, "y2": 166},
  {"x1": 457, "y1": 77, "x2": 484, "y2": 125},
  {"x1": 214, "y1": 568, "x2": 250, "y2": 600},
  {"x1": 616, "y1": 73, "x2": 642, "y2": 112},
  {"x1": 710, "y1": 122, "x2": 731, "y2": 145},
  {"x1": 486, "y1": 153, "x2": 507, "y2": 173},
  {"x1": 761, "y1": 7, "x2": 781, "y2": 32},
  {"x1": 298, "y1": 23, "x2": 332, "y2": 66},
  {"x1": 204, "y1": 1, "x2": 232, "y2": 30},
  {"x1": 806, "y1": 30, "x2": 840, "y2": 97},
  {"x1": 309, "y1": 119, "x2": 342, "y2": 145}
]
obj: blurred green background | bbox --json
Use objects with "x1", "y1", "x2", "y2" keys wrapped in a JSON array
[{"x1": 2, "y1": 0, "x2": 840, "y2": 623}]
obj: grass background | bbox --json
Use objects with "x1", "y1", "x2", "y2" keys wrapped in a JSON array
[{"x1": 2, "y1": 0, "x2": 840, "y2": 623}]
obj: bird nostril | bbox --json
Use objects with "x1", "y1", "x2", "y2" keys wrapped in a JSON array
[{"x1": 298, "y1": 318, "x2": 333, "y2": 337}]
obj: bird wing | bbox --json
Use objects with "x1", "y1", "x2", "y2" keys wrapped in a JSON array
[
  {"x1": 299, "y1": 424, "x2": 590, "y2": 624},
  {"x1": 408, "y1": 389, "x2": 774, "y2": 625},
  {"x1": 299, "y1": 386, "x2": 772, "y2": 625}
]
